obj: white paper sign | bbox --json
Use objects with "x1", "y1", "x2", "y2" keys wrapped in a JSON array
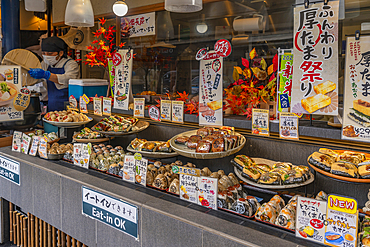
[
  {"x1": 93, "y1": 97, "x2": 102, "y2": 116},
  {"x1": 103, "y1": 97, "x2": 112, "y2": 115},
  {"x1": 198, "y1": 176, "x2": 218, "y2": 210},
  {"x1": 80, "y1": 143, "x2": 91, "y2": 169},
  {"x1": 114, "y1": 49, "x2": 133, "y2": 110},
  {"x1": 73, "y1": 143, "x2": 82, "y2": 166},
  {"x1": 12, "y1": 131, "x2": 22, "y2": 152},
  {"x1": 122, "y1": 155, "x2": 135, "y2": 183},
  {"x1": 21, "y1": 133, "x2": 31, "y2": 154},
  {"x1": 252, "y1": 109, "x2": 270, "y2": 136},
  {"x1": 199, "y1": 51, "x2": 223, "y2": 126},
  {"x1": 172, "y1": 101, "x2": 184, "y2": 123},
  {"x1": 179, "y1": 167, "x2": 201, "y2": 204},
  {"x1": 79, "y1": 96, "x2": 87, "y2": 113},
  {"x1": 279, "y1": 112, "x2": 299, "y2": 139},
  {"x1": 121, "y1": 12, "x2": 155, "y2": 38},
  {"x1": 38, "y1": 137, "x2": 48, "y2": 159},
  {"x1": 135, "y1": 158, "x2": 148, "y2": 186},
  {"x1": 29, "y1": 136, "x2": 40, "y2": 156},
  {"x1": 160, "y1": 100, "x2": 171, "y2": 121},
  {"x1": 134, "y1": 98, "x2": 145, "y2": 118}
]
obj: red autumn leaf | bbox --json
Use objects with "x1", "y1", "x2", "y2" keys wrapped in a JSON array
[
  {"x1": 272, "y1": 53, "x2": 278, "y2": 72},
  {"x1": 119, "y1": 42, "x2": 126, "y2": 48},
  {"x1": 269, "y1": 73, "x2": 276, "y2": 82},
  {"x1": 242, "y1": 58, "x2": 249, "y2": 68},
  {"x1": 99, "y1": 18, "x2": 106, "y2": 25},
  {"x1": 177, "y1": 91, "x2": 189, "y2": 102}
]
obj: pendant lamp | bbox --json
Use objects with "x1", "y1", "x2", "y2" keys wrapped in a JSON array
[
  {"x1": 113, "y1": 1, "x2": 129, "y2": 17},
  {"x1": 65, "y1": 0, "x2": 94, "y2": 27},
  {"x1": 165, "y1": 0, "x2": 202, "y2": 13}
]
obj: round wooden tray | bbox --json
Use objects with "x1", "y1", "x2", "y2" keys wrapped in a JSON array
[
  {"x1": 72, "y1": 134, "x2": 110, "y2": 143},
  {"x1": 96, "y1": 121, "x2": 149, "y2": 136},
  {"x1": 307, "y1": 154, "x2": 370, "y2": 183},
  {"x1": 169, "y1": 130, "x2": 246, "y2": 159},
  {"x1": 234, "y1": 157, "x2": 314, "y2": 189},
  {"x1": 43, "y1": 117, "x2": 93, "y2": 128},
  {"x1": 126, "y1": 145, "x2": 178, "y2": 158}
]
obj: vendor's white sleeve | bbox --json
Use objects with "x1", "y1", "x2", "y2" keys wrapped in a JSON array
[{"x1": 55, "y1": 60, "x2": 79, "y2": 90}]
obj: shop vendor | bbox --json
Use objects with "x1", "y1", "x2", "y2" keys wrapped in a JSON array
[{"x1": 29, "y1": 36, "x2": 79, "y2": 111}]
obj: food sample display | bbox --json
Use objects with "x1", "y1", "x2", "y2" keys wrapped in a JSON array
[
  {"x1": 75, "y1": 128, "x2": 104, "y2": 139},
  {"x1": 48, "y1": 142, "x2": 73, "y2": 155},
  {"x1": 129, "y1": 138, "x2": 173, "y2": 153},
  {"x1": 92, "y1": 116, "x2": 139, "y2": 133},
  {"x1": 44, "y1": 110, "x2": 90, "y2": 122},
  {"x1": 89, "y1": 144, "x2": 125, "y2": 173},
  {"x1": 358, "y1": 215, "x2": 370, "y2": 247},
  {"x1": 29, "y1": 131, "x2": 59, "y2": 143}
]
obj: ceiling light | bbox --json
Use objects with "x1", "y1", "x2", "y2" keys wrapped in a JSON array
[
  {"x1": 113, "y1": 1, "x2": 128, "y2": 17},
  {"x1": 65, "y1": 0, "x2": 94, "y2": 27},
  {"x1": 165, "y1": 0, "x2": 202, "y2": 13},
  {"x1": 196, "y1": 14, "x2": 208, "y2": 34}
]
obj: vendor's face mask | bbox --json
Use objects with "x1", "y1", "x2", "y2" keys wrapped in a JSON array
[{"x1": 43, "y1": 55, "x2": 59, "y2": 66}]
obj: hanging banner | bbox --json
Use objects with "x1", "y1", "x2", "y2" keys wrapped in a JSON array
[
  {"x1": 278, "y1": 51, "x2": 293, "y2": 111},
  {"x1": 342, "y1": 35, "x2": 370, "y2": 141},
  {"x1": 160, "y1": 100, "x2": 171, "y2": 121},
  {"x1": 0, "y1": 66, "x2": 23, "y2": 122},
  {"x1": 199, "y1": 51, "x2": 223, "y2": 126},
  {"x1": 172, "y1": 101, "x2": 184, "y2": 123},
  {"x1": 252, "y1": 109, "x2": 270, "y2": 136},
  {"x1": 114, "y1": 49, "x2": 133, "y2": 110},
  {"x1": 291, "y1": 1, "x2": 339, "y2": 116},
  {"x1": 121, "y1": 12, "x2": 155, "y2": 38},
  {"x1": 279, "y1": 112, "x2": 299, "y2": 139},
  {"x1": 107, "y1": 58, "x2": 115, "y2": 97},
  {"x1": 134, "y1": 98, "x2": 145, "y2": 118}
]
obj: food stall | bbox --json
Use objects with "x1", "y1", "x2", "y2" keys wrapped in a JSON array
[{"x1": 1, "y1": 0, "x2": 370, "y2": 247}]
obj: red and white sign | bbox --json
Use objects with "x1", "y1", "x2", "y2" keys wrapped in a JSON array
[
  {"x1": 196, "y1": 48, "x2": 208, "y2": 61},
  {"x1": 214, "y1": 39, "x2": 232, "y2": 58},
  {"x1": 149, "y1": 105, "x2": 160, "y2": 121},
  {"x1": 112, "y1": 52, "x2": 122, "y2": 66}
]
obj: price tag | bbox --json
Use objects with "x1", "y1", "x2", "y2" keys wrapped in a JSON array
[
  {"x1": 179, "y1": 166, "x2": 200, "y2": 204},
  {"x1": 69, "y1": 95, "x2": 78, "y2": 110},
  {"x1": 135, "y1": 157, "x2": 148, "y2": 186},
  {"x1": 93, "y1": 97, "x2": 102, "y2": 116},
  {"x1": 82, "y1": 94, "x2": 90, "y2": 104},
  {"x1": 20, "y1": 133, "x2": 31, "y2": 154},
  {"x1": 198, "y1": 176, "x2": 218, "y2": 210},
  {"x1": 80, "y1": 143, "x2": 91, "y2": 169},
  {"x1": 103, "y1": 97, "x2": 112, "y2": 116},
  {"x1": 122, "y1": 155, "x2": 135, "y2": 183},
  {"x1": 12, "y1": 131, "x2": 22, "y2": 152},
  {"x1": 252, "y1": 109, "x2": 270, "y2": 136},
  {"x1": 279, "y1": 112, "x2": 299, "y2": 140},
  {"x1": 73, "y1": 143, "x2": 82, "y2": 166},
  {"x1": 79, "y1": 96, "x2": 87, "y2": 113},
  {"x1": 172, "y1": 101, "x2": 184, "y2": 123},
  {"x1": 38, "y1": 137, "x2": 48, "y2": 159},
  {"x1": 160, "y1": 100, "x2": 171, "y2": 121},
  {"x1": 148, "y1": 105, "x2": 160, "y2": 121},
  {"x1": 29, "y1": 136, "x2": 40, "y2": 156},
  {"x1": 134, "y1": 98, "x2": 145, "y2": 118},
  {"x1": 296, "y1": 197, "x2": 327, "y2": 244}
]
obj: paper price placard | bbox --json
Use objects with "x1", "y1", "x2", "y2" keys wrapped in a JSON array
[
  {"x1": 252, "y1": 109, "x2": 270, "y2": 136},
  {"x1": 134, "y1": 98, "x2": 145, "y2": 118},
  {"x1": 80, "y1": 96, "x2": 87, "y2": 113},
  {"x1": 122, "y1": 155, "x2": 135, "y2": 183},
  {"x1": 93, "y1": 97, "x2": 102, "y2": 116},
  {"x1": 279, "y1": 112, "x2": 299, "y2": 140},
  {"x1": 103, "y1": 97, "x2": 112, "y2": 116},
  {"x1": 73, "y1": 143, "x2": 82, "y2": 166},
  {"x1": 149, "y1": 105, "x2": 160, "y2": 121},
  {"x1": 172, "y1": 101, "x2": 184, "y2": 123},
  {"x1": 135, "y1": 157, "x2": 148, "y2": 186},
  {"x1": 160, "y1": 100, "x2": 171, "y2": 121},
  {"x1": 198, "y1": 176, "x2": 218, "y2": 210},
  {"x1": 179, "y1": 167, "x2": 200, "y2": 204},
  {"x1": 38, "y1": 137, "x2": 48, "y2": 159},
  {"x1": 12, "y1": 131, "x2": 22, "y2": 152},
  {"x1": 69, "y1": 95, "x2": 78, "y2": 110},
  {"x1": 21, "y1": 133, "x2": 31, "y2": 154},
  {"x1": 80, "y1": 143, "x2": 91, "y2": 169},
  {"x1": 29, "y1": 136, "x2": 40, "y2": 156}
]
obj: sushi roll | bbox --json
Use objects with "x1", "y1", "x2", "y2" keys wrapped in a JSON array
[
  {"x1": 146, "y1": 171, "x2": 154, "y2": 186},
  {"x1": 201, "y1": 167, "x2": 212, "y2": 177},
  {"x1": 315, "y1": 191, "x2": 328, "y2": 201},
  {"x1": 108, "y1": 163, "x2": 120, "y2": 175},
  {"x1": 152, "y1": 174, "x2": 168, "y2": 190},
  {"x1": 275, "y1": 206, "x2": 296, "y2": 230},
  {"x1": 270, "y1": 195, "x2": 285, "y2": 211},
  {"x1": 219, "y1": 175, "x2": 234, "y2": 189},
  {"x1": 255, "y1": 203, "x2": 277, "y2": 223},
  {"x1": 228, "y1": 186, "x2": 239, "y2": 201},
  {"x1": 259, "y1": 172, "x2": 280, "y2": 185},
  {"x1": 169, "y1": 178, "x2": 180, "y2": 194},
  {"x1": 331, "y1": 162, "x2": 358, "y2": 178},
  {"x1": 308, "y1": 152, "x2": 335, "y2": 172},
  {"x1": 242, "y1": 167, "x2": 261, "y2": 182},
  {"x1": 231, "y1": 198, "x2": 254, "y2": 216},
  {"x1": 288, "y1": 195, "x2": 299, "y2": 204},
  {"x1": 246, "y1": 196, "x2": 261, "y2": 215},
  {"x1": 217, "y1": 191, "x2": 228, "y2": 209},
  {"x1": 118, "y1": 167, "x2": 124, "y2": 178},
  {"x1": 228, "y1": 173, "x2": 239, "y2": 186}
]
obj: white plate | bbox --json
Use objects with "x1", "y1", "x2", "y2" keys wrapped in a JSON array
[{"x1": 43, "y1": 117, "x2": 93, "y2": 128}]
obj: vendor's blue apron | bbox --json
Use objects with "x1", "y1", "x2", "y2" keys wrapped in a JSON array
[{"x1": 46, "y1": 59, "x2": 71, "y2": 111}]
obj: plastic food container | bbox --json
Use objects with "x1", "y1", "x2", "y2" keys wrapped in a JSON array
[{"x1": 68, "y1": 79, "x2": 109, "y2": 99}]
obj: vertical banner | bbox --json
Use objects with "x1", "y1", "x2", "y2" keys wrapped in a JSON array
[
  {"x1": 279, "y1": 112, "x2": 299, "y2": 139},
  {"x1": 342, "y1": 36, "x2": 370, "y2": 141},
  {"x1": 134, "y1": 98, "x2": 145, "y2": 118},
  {"x1": 278, "y1": 51, "x2": 294, "y2": 111},
  {"x1": 291, "y1": 1, "x2": 339, "y2": 116},
  {"x1": 172, "y1": 101, "x2": 184, "y2": 123},
  {"x1": 114, "y1": 49, "x2": 133, "y2": 110},
  {"x1": 160, "y1": 100, "x2": 171, "y2": 121},
  {"x1": 252, "y1": 109, "x2": 270, "y2": 136},
  {"x1": 199, "y1": 51, "x2": 223, "y2": 126},
  {"x1": 107, "y1": 58, "x2": 116, "y2": 97}
]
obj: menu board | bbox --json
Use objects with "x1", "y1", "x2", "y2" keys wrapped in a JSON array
[
  {"x1": 279, "y1": 112, "x2": 299, "y2": 140},
  {"x1": 121, "y1": 12, "x2": 155, "y2": 38},
  {"x1": 291, "y1": 0, "x2": 339, "y2": 116},
  {"x1": 342, "y1": 35, "x2": 370, "y2": 141},
  {"x1": 172, "y1": 101, "x2": 184, "y2": 123},
  {"x1": 103, "y1": 97, "x2": 112, "y2": 116},
  {"x1": 278, "y1": 51, "x2": 293, "y2": 111},
  {"x1": 199, "y1": 51, "x2": 223, "y2": 126},
  {"x1": 93, "y1": 97, "x2": 102, "y2": 116},
  {"x1": 197, "y1": 177, "x2": 218, "y2": 210},
  {"x1": 12, "y1": 131, "x2": 22, "y2": 152},
  {"x1": 0, "y1": 66, "x2": 23, "y2": 122},
  {"x1": 114, "y1": 49, "x2": 133, "y2": 110},
  {"x1": 252, "y1": 109, "x2": 270, "y2": 136},
  {"x1": 20, "y1": 133, "x2": 31, "y2": 154},
  {"x1": 29, "y1": 136, "x2": 40, "y2": 156},
  {"x1": 122, "y1": 155, "x2": 135, "y2": 183},
  {"x1": 160, "y1": 100, "x2": 171, "y2": 121},
  {"x1": 134, "y1": 98, "x2": 145, "y2": 118}
]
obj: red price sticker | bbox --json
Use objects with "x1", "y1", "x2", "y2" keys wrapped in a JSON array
[
  {"x1": 214, "y1": 39, "x2": 232, "y2": 58},
  {"x1": 112, "y1": 52, "x2": 122, "y2": 66}
]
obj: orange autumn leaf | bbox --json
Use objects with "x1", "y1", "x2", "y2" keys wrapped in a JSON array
[
  {"x1": 249, "y1": 48, "x2": 257, "y2": 60},
  {"x1": 233, "y1": 67, "x2": 240, "y2": 82},
  {"x1": 177, "y1": 91, "x2": 189, "y2": 102},
  {"x1": 234, "y1": 66, "x2": 243, "y2": 74},
  {"x1": 267, "y1": 64, "x2": 274, "y2": 75},
  {"x1": 99, "y1": 18, "x2": 106, "y2": 25},
  {"x1": 244, "y1": 68, "x2": 251, "y2": 79}
]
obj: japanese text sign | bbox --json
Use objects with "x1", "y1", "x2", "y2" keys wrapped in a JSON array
[
  {"x1": 252, "y1": 109, "x2": 270, "y2": 136},
  {"x1": 93, "y1": 97, "x2": 102, "y2": 116},
  {"x1": 122, "y1": 155, "x2": 135, "y2": 183},
  {"x1": 296, "y1": 196, "x2": 327, "y2": 244},
  {"x1": 73, "y1": 143, "x2": 82, "y2": 166},
  {"x1": 73, "y1": 143, "x2": 91, "y2": 169},
  {"x1": 179, "y1": 167, "x2": 200, "y2": 204},
  {"x1": 135, "y1": 156, "x2": 148, "y2": 186},
  {"x1": 278, "y1": 51, "x2": 293, "y2": 112},
  {"x1": 13, "y1": 87, "x2": 30, "y2": 112},
  {"x1": 69, "y1": 95, "x2": 78, "y2": 110},
  {"x1": 0, "y1": 155, "x2": 20, "y2": 185},
  {"x1": 198, "y1": 176, "x2": 218, "y2": 210},
  {"x1": 21, "y1": 133, "x2": 31, "y2": 154},
  {"x1": 160, "y1": 100, "x2": 171, "y2": 121},
  {"x1": 325, "y1": 195, "x2": 358, "y2": 246},
  {"x1": 172, "y1": 101, "x2": 184, "y2": 123},
  {"x1": 29, "y1": 136, "x2": 40, "y2": 156},
  {"x1": 279, "y1": 112, "x2": 299, "y2": 139},
  {"x1": 107, "y1": 59, "x2": 116, "y2": 96},
  {"x1": 114, "y1": 49, "x2": 133, "y2": 110},
  {"x1": 12, "y1": 131, "x2": 22, "y2": 152},
  {"x1": 38, "y1": 137, "x2": 48, "y2": 159},
  {"x1": 291, "y1": 1, "x2": 339, "y2": 116},
  {"x1": 342, "y1": 35, "x2": 370, "y2": 142},
  {"x1": 103, "y1": 97, "x2": 112, "y2": 116},
  {"x1": 148, "y1": 105, "x2": 160, "y2": 121},
  {"x1": 79, "y1": 96, "x2": 87, "y2": 113},
  {"x1": 134, "y1": 98, "x2": 145, "y2": 118},
  {"x1": 214, "y1": 39, "x2": 232, "y2": 58},
  {"x1": 82, "y1": 186, "x2": 138, "y2": 240},
  {"x1": 121, "y1": 12, "x2": 155, "y2": 38},
  {"x1": 199, "y1": 51, "x2": 223, "y2": 126}
]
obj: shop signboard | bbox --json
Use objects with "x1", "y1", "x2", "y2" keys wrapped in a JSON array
[
  {"x1": 134, "y1": 98, "x2": 145, "y2": 118},
  {"x1": 342, "y1": 35, "x2": 370, "y2": 141},
  {"x1": 296, "y1": 197, "x2": 327, "y2": 244},
  {"x1": 93, "y1": 97, "x2": 102, "y2": 116},
  {"x1": 325, "y1": 195, "x2": 358, "y2": 246},
  {"x1": 172, "y1": 100, "x2": 184, "y2": 123},
  {"x1": 291, "y1": 0, "x2": 339, "y2": 116},
  {"x1": 12, "y1": 131, "x2": 22, "y2": 152},
  {"x1": 199, "y1": 51, "x2": 223, "y2": 126},
  {"x1": 29, "y1": 136, "x2": 40, "y2": 156},
  {"x1": 114, "y1": 49, "x2": 133, "y2": 110},
  {"x1": 279, "y1": 112, "x2": 299, "y2": 140},
  {"x1": 79, "y1": 96, "x2": 87, "y2": 113},
  {"x1": 179, "y1": 166, "x2": 200, "y2": 204},
  {"x1": 121, "y1": 12, "x2": 155, "y2": 38},
  {"x1": 134, "y1": 154, "x2": 147, "y2": 186},
  {"x1": 160, "y1": 100, "x2": 171, "y2": 121},
  {"x1": 197, "y1": 177, "x2": 218, "y2": 210},
  {"x1": 82, "y1": 186, "x2": 138, "y2": 240},
  {"x1": 278, "y1": 51, "x2": 293, "y2": 112},
  {"x1": 122, "y1": 155, "x2": 135, "y2": 183},
  {"x1": 103, "y1": 97, "x2": 112, "y2": 116},
  {"x1": 252, "y1": 109, "x2": 270, "y2": 136},
  {"x1": 0, "y1": 66, "x2": 23, "y2": 122},
  {"x1": 21, "y1": 133, "x2": 31, "y2": 154},
  {"x1": 0, "y1": 155, "x2": 20, "y2": 185}
]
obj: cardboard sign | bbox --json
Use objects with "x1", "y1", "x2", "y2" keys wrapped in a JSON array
[
  {"x1": 38, "y1": 137, "x2": 48, "y2": 159},
  {"x1": 148, "y1": 105, "x2": 160, "y2": 121},
  {"x1": 325, "y1": 195, "x2": 358, "y2": 246},
  {"x1": 103, "y1": 97, "x2": 112, "y2": 116},
  {"x1": 80, "y1": 96, "x2": 87, "y2": 113},
  {"x1": 0, "y1": 155, "x2": 20, "y2": 185},
  {"x1": 296, "y1": 197, "x2": 327, "y2": 244},
  {"x1": 160, "y1": 100, "x2": 171, "y2": 121},
  {"x1": 122, "y1": 155, "x2": 135, "y2": 183},
  {"x1": 198, "y1": 176, "x2": 218, "y2": 210},
  {"x1": 135, "y1": 156, "x2": 148, "y2": 186},
  {"x1": 93, "y1": 97, "x2": 102, "y2": 116},
  {"x1": 20, "y1": 133, "x2": 31, "y2": 154},
  {"x1": 133, "y1": 98, "x2": 145, "y2": 118},
  {"x1": 121, "y1": 12, "x2": 155, "y2": 38},
  {"x1": 172, "y1": 101, "x2": 184, "y2": 123},
  {"x1": 69, "y1": 95, "x2": 78, "y2": 110},
  {"x1": 12, "y1": 131, "x2": 22, "y2": 152},
  {"x1": 114, "y1": 49, "x2": 133, "y2": 110},
  {"x1": 291, "y1": 1, "x2": 339, "y2": 116},
  {"x1": 279, "y1": 112, "x2": 299, "y2": 139},
  {"x1": 252, "y1": 109, "x2": 270, "y2": 136},
  {"x1": 199, "y1": 51, "x2": 223, "y2": 126},
  {"x1": 29, "y1": 136, "x2": 40, "y2": 156},
  {"x1": 179, "y1": 167, "x2": 201, "y2": 204}
]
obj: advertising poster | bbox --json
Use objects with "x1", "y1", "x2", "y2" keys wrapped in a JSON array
[
  {"x1": 199, "y1": 51, "x2": 223, "y2": 126},
  {"x1": 114, "y1": 49, "x2": 133, "y2": 110},
  {"x1": 252, "y1": 109, "x2": 270, "y2": 136},
  {"x1": 0, "y1": 66, "x2": 23, "y2": 122},
  {"x1": 342, "y1": 35, "x2": 370, "y2": 141},
  {"x1": 121, "y1": 12, "x2": 155, "y2": 38},
  {"x1": 278, "y1": 51, "x2": 293, "y2": 111},
  {"x1": 279, "y1": 112, "x2": 299, "y2": 140},
  {"x1": 291, "y1": 0, "x2": 339, "y2": 116}
]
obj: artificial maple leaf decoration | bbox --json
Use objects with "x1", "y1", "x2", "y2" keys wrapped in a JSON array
[
  {"x1": 177, "y1": 91, "x2": 189, "y2": 102},
  {"x1": 250, "y1": 48, "x2": 257, "y2": 60},
  {"x1": 242, "y1": 58, "x2": 249, "y2": 68}
]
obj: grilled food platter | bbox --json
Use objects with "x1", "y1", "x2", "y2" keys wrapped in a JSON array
[
  {"x1": 73, "y1": 127, "x2": 110, "y2": 143},
  {"x1": 92, "y1": 116, "x2": 149, "y2": 136},
  {"x1": 232, "y1": 156, "x2": 314, "y2": 189},
  {"x1": 127, "y1": 138, "x2": 178, "y2": 158},
  {"x1": 43, "y1": 117, "x2": 92, "y2": 127},
  {"x1": 307, "y1": 148, "x2": 370, "y2": 183},
  {"x1": 169, "y1": 127, "x2": 246, "y2": 159}
]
